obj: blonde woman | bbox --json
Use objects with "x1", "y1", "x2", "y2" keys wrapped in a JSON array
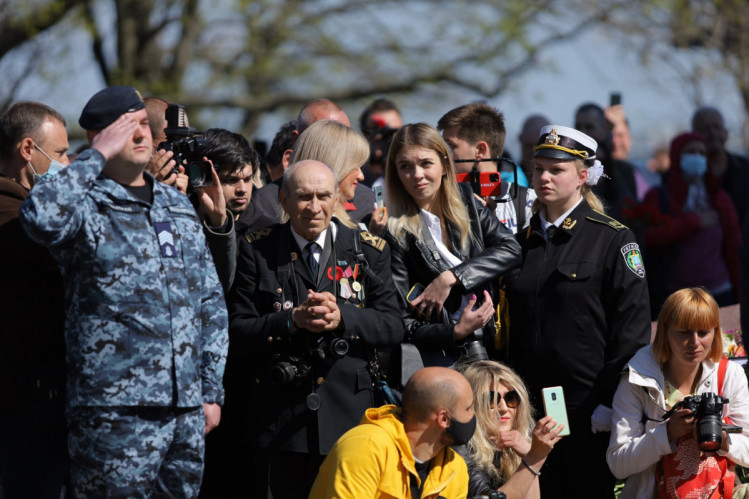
[
  {"x1": 506, "y1": 125, "x2": 652, "y2": 497},
  {"x1": 458, "y1": 360, "x2": 562, "y2": 498},
  {"x1": 607, "y1": 288, "x2": 749, "y2": 498},
  {"x1": 291, "y1": 119, "x2": 373, "y2": 228},
  {"x1": 383, "y1": 123, "x2": 521, "y2": 368}
]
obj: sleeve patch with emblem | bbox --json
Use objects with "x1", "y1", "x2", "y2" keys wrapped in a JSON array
[
  {"x1": 621, "y1": 242, "x2": 645, "y2": 278},
  {"x1": 360, "y1": 231, "x2": 386, "y2": 251}
]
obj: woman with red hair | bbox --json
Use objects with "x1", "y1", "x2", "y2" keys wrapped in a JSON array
[{"x1": 640, "y1": 132, "x2": 740, "y2": 315}]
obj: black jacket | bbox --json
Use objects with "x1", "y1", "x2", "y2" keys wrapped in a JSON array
[
  {"x1": 453, "y1": 445, "x2": 506, "y2": 498},
  {"x1": 227, "y1": 218, "x2": 404, "y2": 454},
  {"x1": 507, "y1": 200, "x2": 651, "y2": 417},
  {"x1": 386, "y1": 183, "x2": 522, "y2": 366}
]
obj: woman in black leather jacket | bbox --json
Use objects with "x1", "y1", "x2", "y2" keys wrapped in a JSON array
[{"x1": 382, "y1": 123, "x2": 521, "y2": 367}]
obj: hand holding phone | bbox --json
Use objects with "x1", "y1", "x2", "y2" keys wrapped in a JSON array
[
  {"x1": 542, "y1": 386, "x2": 571, "y2": 436},
  {"x1": 373, "y1": 185, "x2": 384, "y2": 209},
  {"x1": 406, "y1": 283, "x2": 424, "y2": 304}
]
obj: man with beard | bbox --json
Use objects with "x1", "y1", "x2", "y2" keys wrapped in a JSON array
[{"x1": 310, "y1": 367, "x2": 472, "y2": 498}]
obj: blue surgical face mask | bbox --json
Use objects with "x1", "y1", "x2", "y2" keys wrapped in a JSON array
[
  {"x1": 30, "y1": 143, "x2": 66, "y2": 184},
  {"x1": 680, "y1": 153, "x2": 707, "y2": 179}
]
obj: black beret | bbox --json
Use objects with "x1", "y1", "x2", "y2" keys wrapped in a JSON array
[{"x1": 78, "y1": 86, "x2": 145, "y2": 131}]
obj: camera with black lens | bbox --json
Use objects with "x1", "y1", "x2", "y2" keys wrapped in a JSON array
[
  {"x1": 267, "y1": 353, "x2": 312, "y2": 387},
  {"x1": 311, "y1": 335, "x2": 350, "y2": 364},
  {"x1": 674, "y1": 392, "x2": 728, "y2": 452},
  {"x1": 461, "y1": 329, "x2": 489, "y2": 363},
  {"x1": 157, "y1": 103, "x2": 212, "y2": 188}
]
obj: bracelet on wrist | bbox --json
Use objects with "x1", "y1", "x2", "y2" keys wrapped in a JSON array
[{"x1": 521, "y1": 457, "x2": 541, "y2": 477}]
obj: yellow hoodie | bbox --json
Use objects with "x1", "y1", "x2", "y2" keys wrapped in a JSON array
[{"x1": 309, "y1": 405, "x2": 469, "y2": 498}]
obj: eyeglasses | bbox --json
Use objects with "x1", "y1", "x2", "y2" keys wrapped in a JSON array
[{"x1": 489, "y1": 390, "x2": 520, "y2": 409}]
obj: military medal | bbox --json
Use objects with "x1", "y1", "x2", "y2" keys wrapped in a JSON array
[
  {"x1": 339, "y1": 278, "x2": 353, "y2": 299},
  {"x1": 283, "y1": 300, "x2": 293, "y2": 310},
  {"x1": 273, "y1": 302, "x2": 282, "y2": 312},
  {"x1": 352, "y1": 281, "x2": 362, "y2": 293}
]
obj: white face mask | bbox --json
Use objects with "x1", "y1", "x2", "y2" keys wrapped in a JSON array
[{"x1": 29, "y1": 143, "x2": 66, "y2": 184}]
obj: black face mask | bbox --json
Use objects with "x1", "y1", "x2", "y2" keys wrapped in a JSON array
[{"x1": 445, "y1": 413, "x2": 477, "y2": 446}]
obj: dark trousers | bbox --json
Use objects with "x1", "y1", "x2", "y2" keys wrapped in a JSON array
[
  {"x1": 539, "y1": 427, "x2": 614, "y2": 498},
  {"x1": 269, "y1": 450, "x2": 325, "y2": 499},
  {"x1": 0, "y1": 409, "x2": 69, "y2": 499}
]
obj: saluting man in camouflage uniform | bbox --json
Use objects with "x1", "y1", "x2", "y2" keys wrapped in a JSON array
[{"x1": 20, "y1": 86, "x2": 228, "y2": 498}]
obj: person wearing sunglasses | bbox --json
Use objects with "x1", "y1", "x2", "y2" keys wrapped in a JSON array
[{"x1": 456, "y1": 360, "x2": 564, "y2": 498}]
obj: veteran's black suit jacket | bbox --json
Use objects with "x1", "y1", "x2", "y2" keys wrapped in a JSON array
[{"x1": 227, "y1": 218, "x2": 404, "y2": 454}]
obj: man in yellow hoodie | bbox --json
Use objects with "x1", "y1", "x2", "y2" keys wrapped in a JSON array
[{"x1": 310, "y1": 367, "x2": 472, "y2": 498}]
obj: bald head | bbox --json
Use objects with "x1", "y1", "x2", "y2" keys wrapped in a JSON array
[
  {"x1": 144, "y1": 97, "x2": 169, "y2": 150},
  {"x1": 691, "y1": 106, "x2": 728, "y2": 154},
  {"x1": 280, "y1": 160, "x2": 339, "y2": 241},
  {"x1": 519, "y1": 114, "x2": 551, "y2": 165},
  {"x1": 402, "y1": 367, "x2": 472, "y2": 424},
  {"x1": 297, "y1": 99, "x2": 351, "y2": 134}
]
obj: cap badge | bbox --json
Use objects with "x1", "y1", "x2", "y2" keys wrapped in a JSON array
[{"x1": 545, "y1": 128, "x2": 561, "y2": 146}]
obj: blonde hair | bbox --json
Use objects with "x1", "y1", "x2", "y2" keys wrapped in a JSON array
[
  {"x1": 385, "y1": 123, "x2": 472, "y2": 251},
  {"x1": 652, "y1": 287, "x2": 723, "y2": 364},
  {"x1": 459, "y1": 360, "x2": 535, "y2": 486},
  {"x1": 531, "y1": 158, "x2": 605, "y2": 214},
  {"x1": 291, "y1": 119, "x2": 369, "y2": 228}
]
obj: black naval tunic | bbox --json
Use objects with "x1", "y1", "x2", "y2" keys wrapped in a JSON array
[{"x1": 507, "y1": 199, "x2": 651, "y2": 498}]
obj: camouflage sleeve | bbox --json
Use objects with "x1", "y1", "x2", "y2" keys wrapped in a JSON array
[
  {"x1": 20, "y1": 148, "x2": 106, "y2": 247},
  {"x1": 199, "y1": 237, "x2": 229, "y2": 405}
]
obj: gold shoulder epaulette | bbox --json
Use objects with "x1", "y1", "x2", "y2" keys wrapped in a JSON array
[
  {"x1": 244, "y1": 227, "x2": 273, "y2": 243},
  {"x1": 360, "y1": 231, "x2": 386, "y2": 251},
  {"x1": 586, "y1": 210, "x2": 628, "y2": 231}
]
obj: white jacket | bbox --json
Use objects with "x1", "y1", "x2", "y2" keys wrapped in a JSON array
[{"x1": 606, "y1": 344, "x2": 749, "y2": 499}]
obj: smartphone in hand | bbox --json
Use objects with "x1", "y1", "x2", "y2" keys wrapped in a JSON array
[
  {"x1": 406, "y1": 283, "x2": 424, "y2": 304},
  {"x1": 542, "y1": 386, "x2": 571, "y2": 436},
  {"x1": 373, "y1": 185, "x2": 384, "y2": 209}
]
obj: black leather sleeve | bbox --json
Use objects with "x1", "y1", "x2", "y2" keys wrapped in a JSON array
[
  {"x1": 453, "y1": 445, "x2": 499, "y2": 497},
  {"x1": 451, "y1": 184, "x2": 522, "y2": 293}
]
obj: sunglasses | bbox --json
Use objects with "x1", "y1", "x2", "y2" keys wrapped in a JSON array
[{"x1": 489, "y1": 390, "x2": 520, "y2": 409}]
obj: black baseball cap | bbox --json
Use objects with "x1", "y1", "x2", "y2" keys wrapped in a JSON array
[{"x1": 78, "y1": 86, "x2": 145, "y2": 131}]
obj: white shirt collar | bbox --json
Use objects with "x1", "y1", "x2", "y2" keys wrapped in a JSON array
[
  {"x1": 419, "y1": 209, "x2": 463, "y2": 268},
  {"x1": 540, "y1": 197, "x2": 583, "y2": 232},
  {"x1": 290, "y1": 226, "x2": 328, "y2": 255}
]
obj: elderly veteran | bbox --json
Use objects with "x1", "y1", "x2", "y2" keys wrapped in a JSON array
[{"x1": 227, "y1": 159, "x2": 404, "y2": 497}]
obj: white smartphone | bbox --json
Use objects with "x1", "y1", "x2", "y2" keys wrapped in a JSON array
[{"x1": 542, "y1": 386, "x2": 571, "y2": 436}]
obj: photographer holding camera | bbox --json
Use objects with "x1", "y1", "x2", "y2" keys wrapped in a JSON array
[
  {"x1": 226, "y1": 160, "x2": 404, "y2": 497},
  {"x1": 382, "y1": 123, "x2": 521, "y2": 371},
  {"x1": 607, "y1": 288, "x2": 749, "y2": 498}
]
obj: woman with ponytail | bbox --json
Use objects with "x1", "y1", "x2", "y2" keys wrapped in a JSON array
[{"x1": 506, "y1": 125, "x2": 652, "y2": 498}]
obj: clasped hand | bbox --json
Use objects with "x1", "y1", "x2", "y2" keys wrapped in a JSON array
[{"x1": 292, "y1": 290, "x2": 342, "y2": 333}]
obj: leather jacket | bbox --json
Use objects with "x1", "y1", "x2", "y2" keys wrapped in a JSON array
[{"x1": 385, "y1": 183, "x2": 521, "y2": 366}]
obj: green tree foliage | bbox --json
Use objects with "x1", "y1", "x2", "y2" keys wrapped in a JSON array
[
  {"x1": 592, "y1": 0, "x2": 749, "y2": 141},
  {"x1": 0, "y1": 0, "x2": 603, "y2": 135}
]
